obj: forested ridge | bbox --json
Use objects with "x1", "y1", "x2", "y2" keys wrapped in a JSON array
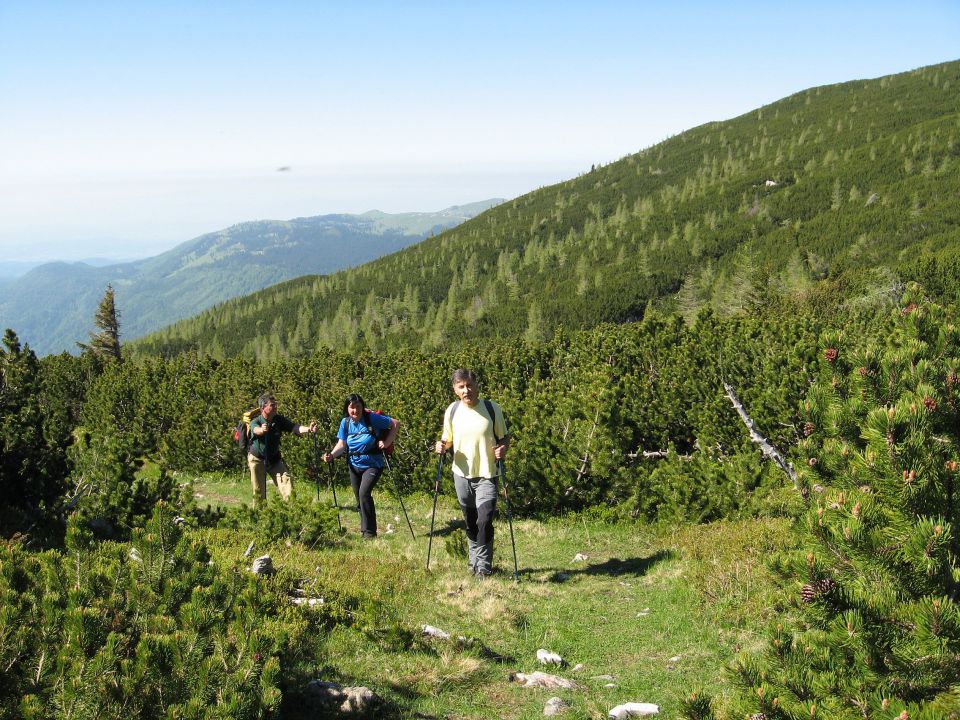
[{"x1": 133, "y1": 60, "x2": 960, "y2": 359}]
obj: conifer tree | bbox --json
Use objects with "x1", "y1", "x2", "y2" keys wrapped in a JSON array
[
  {"x1": 727, "y1": 285, "x2": 960, "y2": 719},
  {"x1": 83, "y1": 284, "x2": 122, "y2": 363},
  {"x1": 0, "y1": 329, "x2": 67, "y2": 537}
]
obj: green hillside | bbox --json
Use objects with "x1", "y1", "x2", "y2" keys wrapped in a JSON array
[
  {"x1": 0, "y1": 201, "x2": 499, "y2": 355},
  {"x1": 133, "y1": 60, "x2": 960, "y2": 359}
]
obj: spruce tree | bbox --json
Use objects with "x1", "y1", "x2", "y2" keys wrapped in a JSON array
[
  {"x1": 84, "y1": 284, "x2": 122, "y2": 363},
  {"x1": 730, "y1": 286, "x2": 960, "y2": 719}
]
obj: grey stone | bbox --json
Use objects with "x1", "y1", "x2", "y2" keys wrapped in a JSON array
[
  {"x1": 544, "y1": 696, "x2": 569, "y2": 715},
  {"x1": 251, "y1": 554, "x2": 273, "y2": 574},
  {"x1": 306, "y1": 680, "x2": 379, "y2": 715}
]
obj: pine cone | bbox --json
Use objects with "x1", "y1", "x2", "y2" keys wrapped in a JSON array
[
  {"x1": 923, "y1": 396, "x2": 937, "y2": 411},
  {"x1": 824, "y1": 347, "x2": 838, "y2": 362},
  {"x1": 801, "y1": 578, "x2": 836, "y2": 603},
  {"x1": 803, "y1": 422, "x2": 815, "y2": 437},
  {"x1": 751, "y1": 714, "x2": 767, "y2": 720}
]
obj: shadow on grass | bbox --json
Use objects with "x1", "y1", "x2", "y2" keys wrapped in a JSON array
[
  {"x1": 513, "y1": 549, "x2": 675, "y2": 583},
  {"x1": 423, "y1": 517, "x2": 465, "y2": 539}
]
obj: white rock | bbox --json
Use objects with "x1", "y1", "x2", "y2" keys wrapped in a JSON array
[
  {"x1": 128, "y1": 547, "x2": 142, "y2": 563},
  {"x1": 243, "y1": 540, "x2": 255, "y2": 558},
  {"x1": 290, "y1": 597, "x2": 325, "y2": 606},
  {"x1": 571, "y1": 663, "x2": 584, "y2": 672},
  {"x1": 537, "y1": 649, "x2": 564, "y2": 666},
  {"x1": 511, "y1": 671, "x2": 579, "y2": 690},
  {"x1": 609, "y1": 702, "x2": 659, "y2": 718},
  {"x1": 668, "y1": 655, "x2": 681, "y2": 662},
  {"x1": 422, "y1": 624, "x2": 451, "y2": 640},
  {"x1": 544, "y1": 696, "x2": 569, "y2": 716},
  {"x1": 604, "y1": 683, "x2": 617, "y2": 688},
  {"x1": 573, "y1": 553, "x2": 589, "y2": 562}
]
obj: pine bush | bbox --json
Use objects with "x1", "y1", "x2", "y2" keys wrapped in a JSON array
[{"x1": 731, "y1": 286, "x2": 960, "y2": 718}]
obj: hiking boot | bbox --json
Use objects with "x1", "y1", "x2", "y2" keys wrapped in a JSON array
[{"x1": 475, "y1": 567, "x2": 493, "y2": 580}]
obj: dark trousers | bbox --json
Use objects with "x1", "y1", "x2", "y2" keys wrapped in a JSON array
[{"x1": 349, "y1": 465, "x2": 382, "y2": 537}]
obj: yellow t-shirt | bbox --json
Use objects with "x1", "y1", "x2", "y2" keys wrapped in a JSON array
[{"x1": 441, "y1": 399, "x2": 508, "y2": 479}]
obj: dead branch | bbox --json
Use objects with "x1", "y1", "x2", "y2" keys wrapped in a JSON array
[{"x1": 723, "y1": 381, "x2": 798, "y2": 489}]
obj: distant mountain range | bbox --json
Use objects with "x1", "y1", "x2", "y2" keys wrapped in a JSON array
[
  {"x1": 132, "y1": 60, "x2": 960, "y2": 359},
  {"x1": 0, "y1": 200, "x2": 501, "y2": 355}
]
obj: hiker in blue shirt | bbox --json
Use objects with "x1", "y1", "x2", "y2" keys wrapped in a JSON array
[{"x1": 323, "y1": 394, "x2": 398, "y2": 538}]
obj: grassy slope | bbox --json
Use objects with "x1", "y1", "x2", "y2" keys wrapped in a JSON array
[{"x1": 188, "y1": 472, "x2": 795, "y2": 718}]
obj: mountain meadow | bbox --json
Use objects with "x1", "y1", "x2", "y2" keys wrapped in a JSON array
[{"x1": 3, "y1": 60, "x2": 960, "y2": 719}]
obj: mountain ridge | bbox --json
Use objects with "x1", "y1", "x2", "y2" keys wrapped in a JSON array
[
  {"x1": 131, "y1": 59, "x2": 960, "y2": 359},
  {"x1": 0, "y1": 199, "x2": 502, "y2": 355}
]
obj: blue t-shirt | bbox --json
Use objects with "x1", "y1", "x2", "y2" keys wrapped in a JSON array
[{"x1": 338, "y1": 412, "x2": 393, "y2": 469}]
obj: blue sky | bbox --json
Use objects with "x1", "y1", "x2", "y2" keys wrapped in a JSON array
[{"x1": 1, "y1": 1, "x2": 957, "y2": 261}]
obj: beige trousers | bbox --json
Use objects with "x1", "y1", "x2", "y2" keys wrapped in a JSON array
[{"x1": 247, "y1": 453, "x2": 293, "y2": 501}]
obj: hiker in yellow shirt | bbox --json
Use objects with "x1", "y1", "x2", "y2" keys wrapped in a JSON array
[{"x1": 434, "y1": 369, "x2": 509, "y2": 577}]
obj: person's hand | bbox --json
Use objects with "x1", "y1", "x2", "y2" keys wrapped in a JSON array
[
  {"x1": 494, "y1": 443, "x2": 508, "y2": 459},
  {"x1": 434, "y1": 440, "x2": 446, "y2": 455},
  {"x1": 308, "y1": 421, "x2": 318, "y2": 433},
  {"x1": 322, "y1": 452, "x2": 332, "y2": 463},
  {"x1": 378, "y1": 440, "x2": 386, "y2": 450}
]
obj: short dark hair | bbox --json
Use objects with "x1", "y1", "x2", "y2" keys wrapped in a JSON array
[
  {"x1": 258, "y1": 393, "x2": 277, "y2": 410},
  {"x1": 343, "y1": 393, "x2": 366, "y2": 417},
  {"x1": 451, "y1": 368, "x2": 476, "y2": 385}
]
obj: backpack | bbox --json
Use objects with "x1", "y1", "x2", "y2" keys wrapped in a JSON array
[
  {"x1": 447, "y1": 399, "x2": 503, "y2": 444},
  {"x1": 355, "y1": 409, "x2": 395, "y2": 456},
  {"x1": 233, "y1": 407, "x2": 261, "y2": 454}
]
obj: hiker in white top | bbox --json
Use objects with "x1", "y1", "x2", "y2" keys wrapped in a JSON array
[{"x1": 434, "y1": 369, "x2": 509, "y2": 577}]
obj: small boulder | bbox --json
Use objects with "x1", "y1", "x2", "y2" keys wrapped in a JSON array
[
  {"x1": 537, "y1": 649, "x2": 565, "y2": 666},
  {"x1": 251, "y1": 554, "x2": 273, "y2": 574},
  {"x1": 422, "y1": 624, "x2": 451, "y2": 640},
  {"x1": 609, "y1": 702, "x2": 659, "y2": 718},
  {"x1": 544, "y1": 697, "x2": 569, "y2": 716},
  {"x1": 510, "y1": 671, "x2": 579, "y2": 690},
  {"x1": 306, "y1": 681, "x2": 379, "y2": 715}
]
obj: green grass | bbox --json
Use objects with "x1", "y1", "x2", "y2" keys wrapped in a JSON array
[{"x1": 189, "y1": 470, "x2": 796, "y2": 719}]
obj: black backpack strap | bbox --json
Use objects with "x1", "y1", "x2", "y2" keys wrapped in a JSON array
[{"x1": 483, "y1": 399, "x2": 503, "y2": 445}]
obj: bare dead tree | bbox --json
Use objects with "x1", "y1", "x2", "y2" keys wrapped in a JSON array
[{"x1": 723, "y1": 381, "x2": 798, "y2": 489}]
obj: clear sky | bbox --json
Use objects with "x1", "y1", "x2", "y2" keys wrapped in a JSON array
[{"x1": 1, "y1": 1, "x2": 957, "y2": 261}]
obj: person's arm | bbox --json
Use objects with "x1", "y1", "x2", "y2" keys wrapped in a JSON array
[
  {"x1": 493, "y1": 404, "x2": 510, "y2": 459},
  {"x1": 435, "y1": 406, "x2": 451, "y2": 454},
  {"x1": 295, "y1": 419, "x2": 317, "y2": 435},
  {"x1": 380, "y1": 417, "x2": 398, "y2": 449},
  {"x1": 323, "y1": 439, "x2": 348, "y2": 462}
]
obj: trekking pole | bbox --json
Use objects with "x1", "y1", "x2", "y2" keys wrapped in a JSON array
[
  {"x1": 312, "y1": 432, "x2": 320, "y2": 502},
  {"x1": 497, "y1": 458, "x2": 520, "y2": 583},
  {"x1": 384, "y1": 455, "x2": 416, "y2": 540},
  {"x1": 426, "y1": 451, "x2": 444, "y2": 571},
  {"x1": 326, "y1": 450, "x2": 343, "y2": 533}
]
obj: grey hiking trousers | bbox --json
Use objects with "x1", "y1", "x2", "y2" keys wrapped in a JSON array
[{"x1": 453, "y1": 473, "x2": 498, "y2": 575}]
